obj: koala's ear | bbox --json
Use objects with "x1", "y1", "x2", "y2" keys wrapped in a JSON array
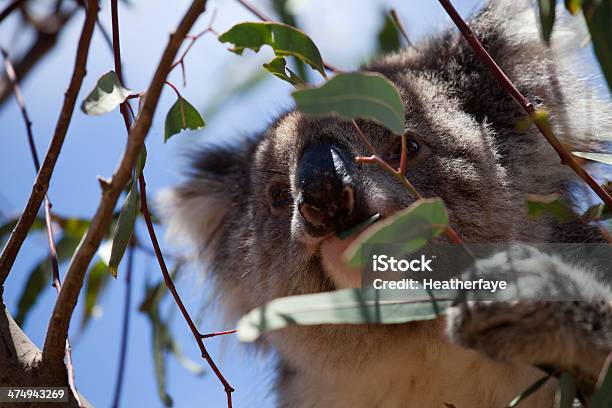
[{"x1": 157, "y1": 137, "x2": 260, "y2": 251}]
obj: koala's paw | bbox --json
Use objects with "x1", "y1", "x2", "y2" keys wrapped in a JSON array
[{"x1": 445, "y1": 246, "x2": 612, "y2": 391}]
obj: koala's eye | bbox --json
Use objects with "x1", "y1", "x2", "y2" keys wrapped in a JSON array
[
  {"x1": 267, "y1": 182, "x2": 292, "y2": 212},
  {"x1": 384, "y1": 136, "x2": 421, "y2": 166}
]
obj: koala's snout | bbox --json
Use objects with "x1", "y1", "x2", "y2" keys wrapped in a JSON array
[{"x1": 296, "y1": 143, "x2": 358, "y2": 237}]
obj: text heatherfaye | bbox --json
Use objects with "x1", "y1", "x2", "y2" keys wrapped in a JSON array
[{"x1": 372, "y1": 278, "x2": 508, "y2": 293}]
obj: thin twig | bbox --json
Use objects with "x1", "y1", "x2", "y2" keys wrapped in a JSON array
[
  {"x1": 234, "y1": 0, "x2": 340, "y2": 73},
  {"x1": 437, "y1": 0, "x2": 612, "y2": 210},
  {"x1": 42, "y1": 0, "x2": 207, "y2": 368},
  {"x1": 351, "y1": 120, "x2": 464, "y2": 245},
  {"x1": 389, "y1": 9, "x2": 413, "y2": 48},
  {"x1": 111, "y1": 244, "x2": 134, "y2": 408},
  {"x1": 1, "y1": 44, "x2": 82, "y2": 408},
  {"x1": 139, "y1": 173, "x2": 234, "y2": 406},
  {"x1": 200, "y1": 329, "x2": 237, "y2": 339},
  {"x1": 107, "y1": 1, "x2": 233, "y2": 405},
  {"x1": 0, "y1": 0, "x2": 26, "y2": 24},
  {"x1": 0, "y1": 0, "x2": 97, "y2": 284}
]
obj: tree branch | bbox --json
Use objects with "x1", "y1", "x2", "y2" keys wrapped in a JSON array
[
  {"x1": 42, "y1": 0, "x2": 207, "y2": 371},
  {"x1": 437, "y1": 0, "x2": 612, "y2": 210},
  {"x1": 1, "y1": 44, "x2": 83, "y2": 407},
  {"x1": 0, "y1": 0, "x2": 98, "y2": 284}
]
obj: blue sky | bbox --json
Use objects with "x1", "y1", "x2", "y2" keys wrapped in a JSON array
[{"x1": 1, "y1": 0, "x2": 604, "y2": 407}]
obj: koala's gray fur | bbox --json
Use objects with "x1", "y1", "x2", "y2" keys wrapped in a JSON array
[{"x1": 160, "y1": 1, "x2": 612, "y2": 406}]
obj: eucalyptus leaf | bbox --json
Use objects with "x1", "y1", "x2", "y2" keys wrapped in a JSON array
[
  {"x1": 164, "y1": 97, "x2": 205, "y2": 142},
  {"x1": 537, "y1": 0, "x2": 556, "y2": 44},
  {"x1": 564, "y1": 0, "x2": 581, "y2": 14},
  {"x1": 81, "y1": 71, "x2": 134, "y2": 115},
  {"x1": 108, "y1": 180, "x2": 139, "y2": 277},
  {"x1": 237, "y1": 288, "x2": 452, "y2": 342},
  {"x1": 572, "y1": 151, "x2": 612, "y2": 166},
  {"x1": 583, "y1": 0, "x2": 612, "y2": 93},
  {"x1": 556, "y1": 372, "x2": 576, "y2": 408},
  {"x1": 80, "y1": 260, "x2": 111, "y2": 332},
  {"x1": 218, "y1": 22, "x2": 325, "y2": 76},
  {"x1": 591, "y1": 361, "x2": 612, "y2": 408},
  {"x1": 344, "y1": 198, "x2": 448, "y2": 268},
  {"x1": 292, "y1": 72, "x2": 406, "y2": 135},
  {"x1": 263, "y1": 57, "x2": 306, "y2": 86},
  {"x1": 527, "y1": 193, "x2": 574, "y2": 223},
  {"x1": 377, "y1": 11, "x2": 401, "y2": 54}
]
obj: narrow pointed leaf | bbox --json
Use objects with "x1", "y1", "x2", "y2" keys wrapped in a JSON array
[
  {"x1": 81, "y1": 71, "x2": 135, "y2": 115},
  {"x1": 557, "y1": 372, "x2": 576, "y2": 408},
  {"x1": 263, "y1": 57, "x2": 306, "y2": 86},
  {"x1": 572, "y1": 151, "x2": 612, "y2": 166},
  {"x1": 109, "y1": 181, "x2": 139, "y2": 277},
  {"x1": 164, "y1": 97, "x2": 205, "y2": 142},
  {"x1": 583, "y1": 0, "x2": 612, "y2": 92},
  {"x1": 218, "y1": 22, "x2": 325, "y2": 76},
  {"x1": 377, "y1": 12, "x2": 401, "y2": 54},
  {"x1": 237, "y1": 288, "x2": 452, "y2": 342},
  {"x1": 80, "y1": 260, "x2": 112, "y2": 332},
  {"x1": 537, "y1": 0, "x2": 557, "y2": 44},
  {"x1": 344, "y1": 198, "x2": 448, "y2": 268},
  {"x1": 293, "y1": 72, "x2": 405, "y2": 135}
]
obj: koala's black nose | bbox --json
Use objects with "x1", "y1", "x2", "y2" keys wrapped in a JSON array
[{"x1": 297, "y1": 144, "x2": 356, "y2": 237}]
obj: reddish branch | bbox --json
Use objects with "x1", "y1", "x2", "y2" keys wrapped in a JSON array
[
  {"x1": 0, "y1": 1, "x2": 99, "y2": 283},
  {"x1": 42, "y1": 0, "x2": 207, "y2": 373},
  {"x1": 351, "y1": 121, "x2": 464, "y2": 245},
  {"x1": 234, "y1": 0, "x2": 340, "y2": 73},
  {"x1": 1, "y1": 46, "x2": 83, "y2": 407},
  {"x1": 437, "y1": 0, "x2": 612, "y2": 210},
  {"x1": 109, "y1": 1, "x2": 233, "y2": 405}
]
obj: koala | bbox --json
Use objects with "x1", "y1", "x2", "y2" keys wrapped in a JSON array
[{"x1": 160, "y1": 1, "x2": 612, "y2": 407}]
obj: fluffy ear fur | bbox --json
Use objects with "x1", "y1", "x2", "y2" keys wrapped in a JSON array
[{"x1": 156, "y1": 137, "x2": 260, "y2": 255}]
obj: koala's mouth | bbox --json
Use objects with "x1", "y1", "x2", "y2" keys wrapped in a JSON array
[{"x1": 318, "y1": 213, "x2": 381, "y2": 289}]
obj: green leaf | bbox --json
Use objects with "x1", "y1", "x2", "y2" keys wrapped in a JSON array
[
  {"x1": 336, "y1": 213, "x2": 381, "y2": 240},
  {"x1": 0, "y1": 216, "x2": 45, "y2": 246},
  {"x1": 515, "y1": 110, "x2": 550, "y2": 133},
  {"x1": 583, "y1": 203, "x2": 612, "y2": 221},
  {"x1": 108, "y1": 180, "x2": 139, "y2": 277},
  {"x1": 556, "y1": 372, "x2": 576, "y2": 408},
  {"x1": 592, "y1": 361, "x2": 612, "y2": 407},
  {"x1": 270, "y1": 0, "x2": 308, "y2": 79},
  {"x1": 237, "y1": 288, "x2": 452, "y2": 342},
  {"x1": 344, "y1": 198, "x2": 448, "y2": 268},
  {"x1": 218, "y1": 22, "x2": 325, "y2": 76},
  {"x1": 80, "y1": 260, "x2": 112, "y2": 332},
  {"x1": 564, "y1": 0, "x2": 581, "y2": 14},
  {"x1": 572, "y1": 151, "x2": 612, "y2": 166},
  {"x1": 507, "y1": 374, "x2": 552, "y2": 407},
  {"x1": 263, "y1": 57, "x2": 306, "y2": 86},
  {"x1": 14, "y1": 234, "x2": 81, "y2": 325},
  {"x1": 292, "y1": 72, "x2": 406, "y2": 135},
  {"x1": 164, "y1": 97, "x2": 205, "y2": 142},
  {"x1": 537, "y1": 0, "x2": 557, "y2": 45},
  {"x1": 377, "y1": 12, "x2": 401, "y2": 54},
  {"x1": 136, "y1": 145, "x2": 147, "y2": 177},
  {"x1": 527, "y1": 193, "x2": 575, "y2": 223},
  {"x1": 583, "y1": 0, "x2": 612, "y2": 93},
  {"x1": 81, "y1": 71, "x2": 135, "y2": 116}
]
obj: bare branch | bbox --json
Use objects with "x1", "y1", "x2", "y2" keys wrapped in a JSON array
[
  {"x1": 42, "y1": 0, "x2": 207, "y2": 371},
  {"x1": 1, "y1": 42, "x2": 83, "y2": 408},
  {"x1": 0, "y1": 0, "x2": 27, "y2": 24},
  {"x1": 437, "y1": 0, "x2": 612, "y2": 209},
  {"x1": 0, "y1": 0, "x2": 98, "y2": 284}
]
